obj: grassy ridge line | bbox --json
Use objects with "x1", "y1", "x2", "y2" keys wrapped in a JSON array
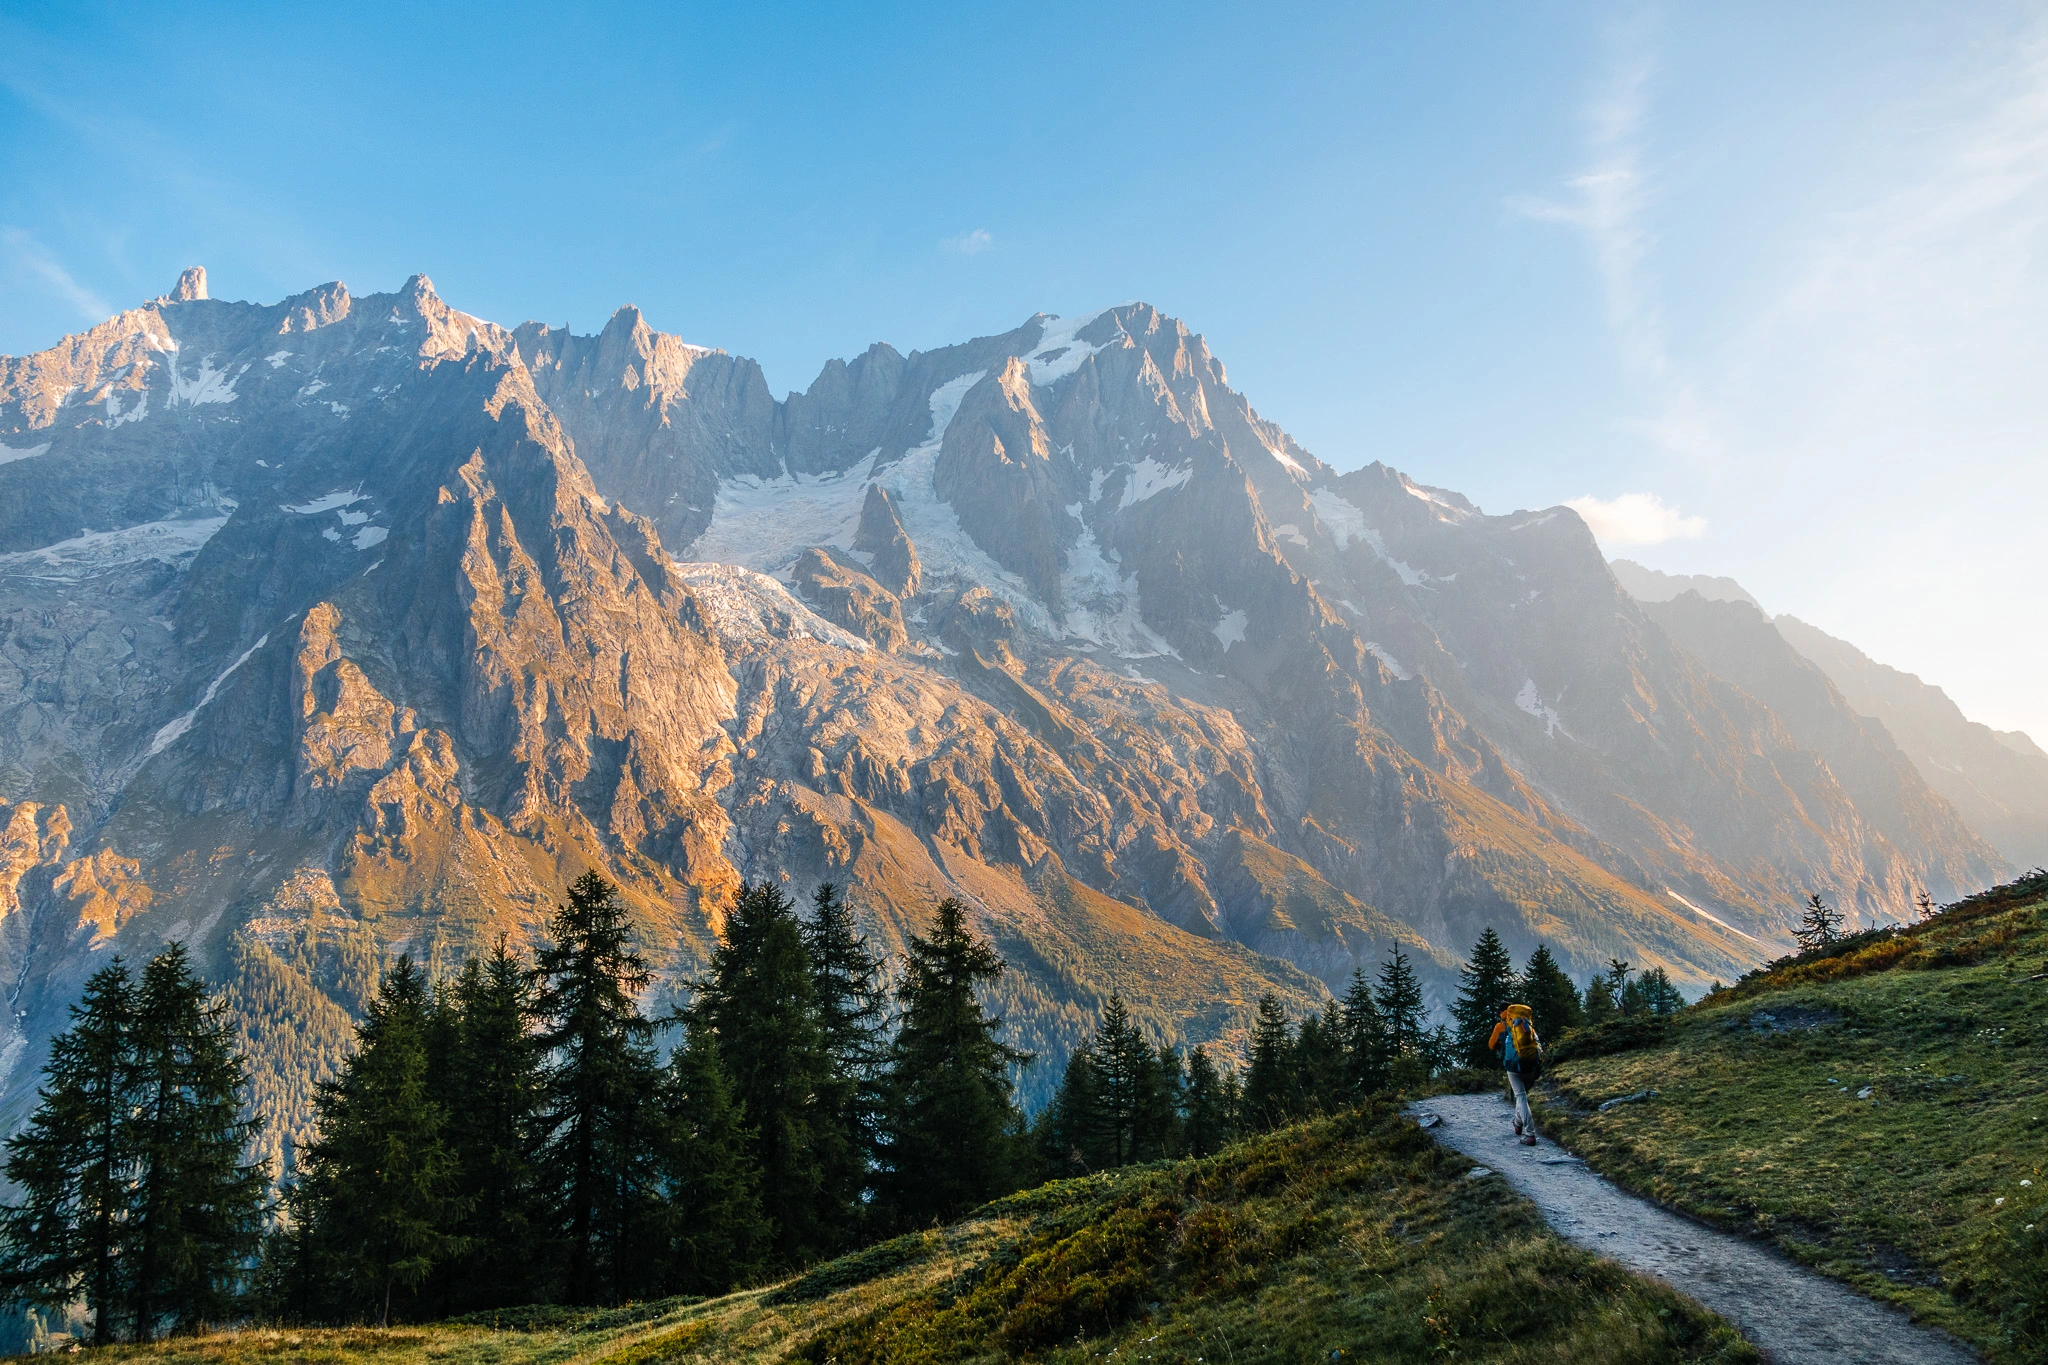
[
  {"x1": 30, "y1": 1106, "x2": 1755, "y2": 1365},
  {"x1": 1534, "y1": 879, "x2": 2048, "y2": 1362}
]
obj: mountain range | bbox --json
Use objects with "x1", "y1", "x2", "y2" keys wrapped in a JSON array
[{"x1": 0, "y1": 269, "x2": 2021, "y2": 1152}]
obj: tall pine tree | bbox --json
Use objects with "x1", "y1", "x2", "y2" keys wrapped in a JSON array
[
  {"x1": 1451, "y1": 928, "x2": 1520, "y2": 1069},
  {"x1": 660, "y1": 1019, "x2": 768, "y2": 1294},
  {"x1": 1338, "y1": 969, "x2": 1389, "y2": 1099},
  {"x1": 1240, "y1": 994, "x2": 1294, "y2": 1132},
  {"x1": 437, "y1": 939, "x2": 547, "y2": 1312},
  {"x1": 802, "y1": 883, "x2": 888, "y2": 1248},
  {"x1": 875, "y1": 899, "x2": 1027, "y2": 1229},
  {"x1": 696, "y1": 880, "x2": 840, "y2": 1267},
  {"x1": 0, "y1": 961, "x2": 137, "y2": 1344},
  {"x1": 1519, "y1": 945, "x2": 1583, "y2": 1044},
  {"x1": 1094, "y1": 996, "x2": 1171, "y2": 1165},
  {"x1": 1036, "y1": 1046, "x2": 1107, "y2": 1177},
  {"x1": 1375, "y1": 944, "x2": 1426, "y2": 1060},
  {"x1": 1180, "y1": 1046, "x2": 1234, "y2": 1157},
  {"x1": 292, "y1": 957, "x2": 466, "y2": 1326},
  {"x1": 125, "y1": 944, "x2": 266, "y2": 1339},
  {"x1": 532, "y1": 871, "x2": 663, "y2": 1306}
]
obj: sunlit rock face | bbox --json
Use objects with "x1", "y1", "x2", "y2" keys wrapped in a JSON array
[{"x1": 0, "y1": 272, "x2": 2005, "y2": 1126}]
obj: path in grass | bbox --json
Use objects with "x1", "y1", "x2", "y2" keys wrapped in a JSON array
[{"x1": 1409, "y1": 1092, "x2": 1981, "y2": 1365}]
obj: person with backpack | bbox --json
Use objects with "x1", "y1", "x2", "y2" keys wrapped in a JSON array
[{"x1": 1489, "y1": 1003, "x2": 1544, "y2": 1145}]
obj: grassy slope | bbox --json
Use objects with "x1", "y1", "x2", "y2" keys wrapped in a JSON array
[
  {"x1": 1535, "y1": 877, "x2": 2048, "y2": 1361},
  {"x1": 49, "y1": 1107, "x2": 1753, "y2": 1365}
]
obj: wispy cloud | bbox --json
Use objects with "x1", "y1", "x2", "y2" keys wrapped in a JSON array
[
  {"x1": 943, "y1": 227, "x2": 993, "y2": 255},
  {"x1": 2, "y1": 227, "x2": 112, "y2": 322},
  {"x1": 1565, "y1": 492, "x2": 1706, "y2": 546},
  {"x1": 1508, "y1": 30, "x2": 1662, "y2": 377}
]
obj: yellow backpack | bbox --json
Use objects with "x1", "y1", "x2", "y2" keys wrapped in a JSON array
[{"x1": 1502, "y1": 1006, "x2": 1541, "y2": 1062}]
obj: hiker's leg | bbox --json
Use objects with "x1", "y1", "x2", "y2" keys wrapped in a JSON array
[{"x1": 1508, "y1": 1072, "x2": 1536, "y2": 1135}]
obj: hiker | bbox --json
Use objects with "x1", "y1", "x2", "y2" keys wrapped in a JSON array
[{"x1": 1490, "y1": 1003, "x2": 1544, "y2": 1145}]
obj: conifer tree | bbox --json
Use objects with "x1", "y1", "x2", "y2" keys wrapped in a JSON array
[
  {"x1": 802, "y1": 883, "x2": 888, "y2": 1241},
  {"x1": 1094, "y1": 995, "x2": 1170, "y2": 1164},
  {"x1": 1035, "y1": 1045, "x2": 1106, "y2": 1176},
  {"x1": 1375, "y1": 944, "x2": 1426, "y2": 1060},
  {"x1": 1795, "y1": 892, "x2": 1844, "y2": 952},
  {"x1": 1149, "y1": 1044, "x2": 1185, "y2": 1157},
  {"x1": 697, "y1": 880, "x2": 839, "y2": 1267},
  {"x1": 1638, "y1": 966, "x2": 1685, "y2": 1016},
  {"x1": 1180, "y1": 1046, "x2": 1234, "y2": 1157},
  {"x1": 660, "y1": 1019, "x2": 768, "y2": 1294},
  {"x1": 0, "y1": 961, "x2": 136, "y2": 1344},
  {"x1": 437, "y1": 940, "x2": 547, "y2": 1312},
  {"x1": 1240, "y1": 994, "x2": 1294, "y2": 1131},
  {"x1": 1581, "y1": 966, "x2": 1618, "y2": 1027},
  {"x1": 1291, "y1": 1001, "x2": 1347, "y2": 1114},
  {"x1": 1338, "y1": 969, "x2": 1389, "y2": 1098},
  {"x1": 531, "y1": 871, "x2": 662, "y2": 1306},
  {"x1": 124, "y1": 944, "x2": 266, "y2": 1339},
  {"x1": 292, "y1": 958, "x2": 465, "y2": 1326},
  {"x1": 1519, "y1": 945, "x2": 1583, "y2": 1044},
  {"x1": 875, "y1": 898, "x2": 1027, "y2": 1229},
  {"x1": 1451, "y1": 929, "x2": 1520, "y2": 1069}
]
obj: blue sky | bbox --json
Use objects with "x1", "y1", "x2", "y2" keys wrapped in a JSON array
[{"x1": 4, "y1": 3, "x2": 2045, "y2": 738}]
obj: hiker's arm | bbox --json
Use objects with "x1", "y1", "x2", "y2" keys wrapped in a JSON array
[{"x1": 1488, "y1": 1021, "x2": 1506, "y2": 1049}]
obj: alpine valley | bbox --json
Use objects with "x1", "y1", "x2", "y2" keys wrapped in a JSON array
[{"x1": 0, "y1": 269, "x2": 2024, "y2": 1160}]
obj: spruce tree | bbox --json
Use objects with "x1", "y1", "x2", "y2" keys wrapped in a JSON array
[
  {"x1": 1451, "y1": 929, "x2": 1520, "y2": 1069},
  {"x1": 1180, "y1": 1046, "x2": 1233, "y2": 1157},
  {"x1": 532, "y1": 871, "x2": 662, "y2": 1305},
  {"x1": 1638, "y1": 966, "x2": 1685, "y2": 1016},
  {"x1": 1240, "y1": 994, "x2": 1294, "y2": 1131},
  {"x1": 661, "y1": 1020, "x2": 768, "y2": 1294},
  {"x1": 1375, "y1": 944, "x2": 1426, "y2": 1060},
  {"x1": 293, "y1": 958, "x2": 466, "y2": 1326},
  {"x1": 1519, "y1": 945, "x2": 1583, "y2": 1044},
  {"x1": 1337, "y1": 969, "x2": 1389, "y2": 1098},
  {"x1": 1795, "y1": 893, "x2": 1844, "y2": 952},
  {"x1": 1148, "y1": 1044, "x2": 1185, "y2": 1158},
  {"x1": 1581, "y1": 966, "x2": 1618, "y2": 1027},
  {"x1": 1094, "y1": 995, "x2": 1168, "y2": 1165},
  {"x1": 696, "y1": 880, "x2": 839, "y2": 1267},
  {"x1": 0, "y1": 961, "x2": 136, "y2": 1344},
  {"x1": 1037, "y1": 1046, "x2": 1107, "y2": 1176},
  {"x1": 1291, "y1": 1002, "x2": 1348, "y2": 1114},
  {"x1": 875, "y1": 898, "x2": 1027, "y2": 1229},
  {"x1": 438, "y1": 940, "x2": 547, "y2": 1312},
  {"x1": 125, "y1": 944, "x2": 266, "y2": 1339},
  {"x1": 801, "y1": 883, "x2": 888, "y2": 1245}
]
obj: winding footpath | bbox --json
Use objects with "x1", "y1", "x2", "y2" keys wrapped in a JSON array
[{"x1": 1408, "y1": 1092, "x2": 1981, "y2": 1364}]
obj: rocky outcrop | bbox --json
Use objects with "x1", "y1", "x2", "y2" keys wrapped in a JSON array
[
  {"x1": 852, "y1": 483, "x2": 920, "y2": 597},
  {"x1": 792, "y1": 548, "x2": 907, "y2": 651}
]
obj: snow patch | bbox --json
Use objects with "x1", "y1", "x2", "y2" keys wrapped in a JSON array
[
  {"x1": 148, "y1": 633, "x2": 271, "y2": 757},
  {"x1": 685, "y1": 450, "x2": 877, "y2": 573},
  {"x1": 321, "y1": 527, "x2": 343, "y2": 543},
  {"x1": 0, "y1": 441, "x2": 51, "y2": 466},
  {"x1": 352, "y1": 525, "x2": 388, "y2": 551},
  {"x1": 1266, "y1": 438, "x2": 1307, "y2": 478},
  {"x1": 1088, "y1": 468, "x2": 1109, "y2": 503},
  {"x1": 1665, "y1": 888, "x2": 1768, "y2": 947},
  {"x1": 106, "y1": 389, "x2": 149, "y2": 427},
  {"x1": 1308, "y1": 488, "x2": 1428, "y2": 586},
  {"x1": 1212, "y1": 603, "x2": 1248, "y2": 648},
  {"x1": 1364, "y1": 642, "x2": 1411, "y2": 680},
  {"x1": 0, "y1": 516, "x2": 229, "y2": 581},
  {"x1": 1514, "y1": 679, "x2": 1571, "y2": 738},
  {"x1": 167, "y1": 355, "x2": 244, "y2": 407},
  {"x1": 282, "y1": 490, "x2": 367, "y2": 515},
  {"x1": 674, "y1": 562, "x2": 870, "y2": 653},
  {"x1": 1116, "y1": 457, "x2": 1193, "y2": 509},
  {"x1": 1025, "y1": 311, "x2": 1108, "y2": 386},
  {"x1": 265, "y1": 351, "x2": 293, "y2": 369},
  {"x1": 1271, "y1": 523, "x2": 1311, "y2": 548},
  {"x1": 1403, "y1": 479, "x2": 1476, "y2": 522},
  {"x1": 1060, "y1": 522, "x2": 1177, "y2": 658}
]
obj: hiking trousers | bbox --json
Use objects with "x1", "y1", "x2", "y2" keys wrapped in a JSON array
[{"x1": 1507, "y1": 1070, "x2": 1536, "y2": 1135}]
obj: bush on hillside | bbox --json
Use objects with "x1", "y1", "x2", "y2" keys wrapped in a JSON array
[{"x1": 1546, "y1": 1013, "x2": 1673, "y2": 1064}]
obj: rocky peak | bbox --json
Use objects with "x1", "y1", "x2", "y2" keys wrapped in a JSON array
[{"x1": 167, "y1": 266, "x2": 208, "y2": 302}]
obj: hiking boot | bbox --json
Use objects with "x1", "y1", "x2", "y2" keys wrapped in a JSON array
[
  {"x1": 1519, "y1": 1134, "x2": 1537, "y2": 1146},
  {"x1": 1513, "y1": 1119, "x2": 1524, "y2": 1135}
]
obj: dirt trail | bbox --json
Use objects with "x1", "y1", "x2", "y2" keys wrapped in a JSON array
[{"x1": 1409, "y1": 1092, "x2": 1981, "y2": 1364}]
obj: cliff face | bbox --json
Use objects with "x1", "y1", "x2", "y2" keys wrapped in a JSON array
[{"x1": 0, "y1": 276, "x2": 2001, "y2": 1134}]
